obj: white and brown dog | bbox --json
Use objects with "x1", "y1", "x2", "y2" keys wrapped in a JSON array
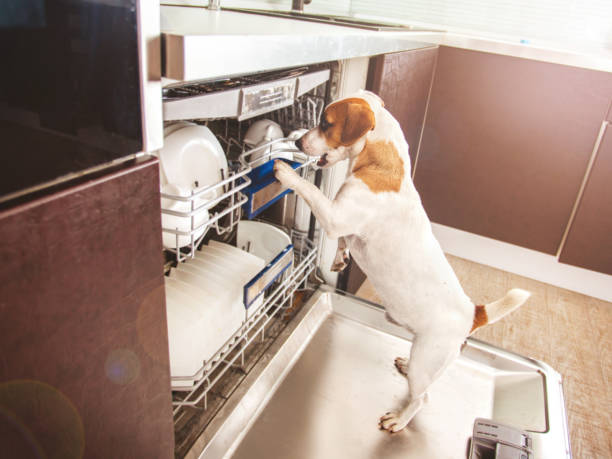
[{"x1": 273, "y1": 90, "x2": 530, "y2": 433}]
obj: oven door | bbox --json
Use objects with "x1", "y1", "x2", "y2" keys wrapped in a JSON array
[{"x1": 0, "y1": 0, "x2": 160, "y2": 204}]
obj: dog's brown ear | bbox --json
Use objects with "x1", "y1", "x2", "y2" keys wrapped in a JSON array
[{"x1": 340, "y1": 100, "x2": 375, "y2": 145}]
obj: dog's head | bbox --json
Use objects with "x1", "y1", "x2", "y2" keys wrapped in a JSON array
[{"x1": 297, "y1": 91, "x2": 383, "y2": 168}]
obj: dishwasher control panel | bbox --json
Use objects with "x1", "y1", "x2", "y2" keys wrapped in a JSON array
[{"x1": 469, "y1": 418, "x2": 533, "y2": 459}]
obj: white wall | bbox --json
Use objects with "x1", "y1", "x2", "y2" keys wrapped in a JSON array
[
  {"x1": 350, "y1": 0, "x2": 612, "y2": 49},
  {"x1": 166, "y1": 0, "x2": 612, "y2": 49}
]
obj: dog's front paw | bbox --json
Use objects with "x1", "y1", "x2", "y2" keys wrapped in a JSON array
[
  {"x1": 379, "y1": 412, "x2": 409, "y2": 434},
  {"x1": 273, "y1": 160, "x2": 299, "y2": 188}
]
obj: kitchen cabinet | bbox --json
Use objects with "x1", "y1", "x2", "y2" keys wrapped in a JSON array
[
  {"x1": 559, "y1": 118, "x2": 612, "y2": 274},
  {"x1": 366, "y1": 46, "x2": 439, "y2": 175},
  {"x1": 0, "y1": 157, "x2": 174, "y2": 458},
  {"x1": 413, "y1": 46, "x2": 612, "y2": 255}
]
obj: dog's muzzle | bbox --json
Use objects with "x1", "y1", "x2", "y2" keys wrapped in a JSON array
[{"x1": 317, "y1": 154, "x2": 328, "y2": 167}]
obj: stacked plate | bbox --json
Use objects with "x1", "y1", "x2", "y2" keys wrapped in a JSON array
[
  {"x1": 165, "y1": 242, "x2": 265, "y2": 389},
  {"x1": 157, "y1": 122, "x2": 228, "y2": 249}
]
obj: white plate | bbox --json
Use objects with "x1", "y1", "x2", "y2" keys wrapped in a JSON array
[
  {"x1": 187, "y1": 255, "x2": 238, "y2": 279},
  {"x1": 165, "y1": 279, "x2": 218, "y2": 385},
  {"x1": 167, "y1": 270, "x2": 218, "y2": 303},
  {"x1": 201, "y1": 244, "x2": 265, "y2": 281},
  {"x1": 164, "y1": 121, "x2": 193, "y2": 139},
  {"x1": 236, "y1": 221, "x2": 292, "y2": 265},
  {"x1": 207, "y1": 240, "x2": 268, "y2": 267},
  {"x1": 160, "y1": 183, "x2": 209, "y2": 250},
  {"x1": 176, "y1": 261, "x2": 236, "y2": 298},
  {"x1": 157, "y1": 122, "x2": 195, "y2": 185},
  {"x1": 158, "y1": 124, "x2": 228, "y2": 201}
]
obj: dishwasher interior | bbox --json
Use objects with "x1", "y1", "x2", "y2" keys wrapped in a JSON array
[
  {"x1": 157, "y1": 64, "x2": 571, "y2": 459},
  {"x1": 159, "y1": 64, "x2": 333, "y2": 457}
]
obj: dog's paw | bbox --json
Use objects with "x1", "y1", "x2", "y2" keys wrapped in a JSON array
[
  {"x1": 273, "y1": 160, "x2": 299, "y2": 188},
  {"x1": 378, "y1": 412, "x2": 408, "y2": 434},
  {"x1": 394, "y1": 357, "x2": 409, "y2": 376},
  {"x1": 331, "y1": 249, "x2": 350, "y2": 272},
  {"x1": 330, "y1": 261, "x2": 346, "y2": 272}
]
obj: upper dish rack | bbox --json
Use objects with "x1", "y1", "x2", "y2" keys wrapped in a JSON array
[{"x1": 160, "y1": 88, "x2": 325, "y2": 261}]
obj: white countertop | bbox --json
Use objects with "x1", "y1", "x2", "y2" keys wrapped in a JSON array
[{"x1": 160, "y1": 5, "x2": 612, "y2": 82}]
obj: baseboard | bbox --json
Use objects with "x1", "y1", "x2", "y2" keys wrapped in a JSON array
[{"x1": 431, "y1": 223, "x2": 612, "y2": 303}]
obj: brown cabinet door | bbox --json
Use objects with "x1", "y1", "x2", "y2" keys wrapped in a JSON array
[
  {"x1": 414, "y1": 46, "x2": 612, "y2": 254},
  {"x1": 559, "y1": 122, "x2": 612, "y2": 274},
  {"x1": 0, "y1": 157, "x2": 175, "y2": 458},
  {"x1": 367, "y1": 46, "x2": 438, "y2": 175}
]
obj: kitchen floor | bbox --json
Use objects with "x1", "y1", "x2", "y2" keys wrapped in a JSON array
[{"x1": 356, "y1": 254, "x2": 611, "y2": 459}]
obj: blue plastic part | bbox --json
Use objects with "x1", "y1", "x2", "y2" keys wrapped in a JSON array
[
  {"x1": 243, "y1": 244, "x2": 294, "y2": 309},
  {"x1": 240, "y1": 159, "x2": 301, "y2": 219}
]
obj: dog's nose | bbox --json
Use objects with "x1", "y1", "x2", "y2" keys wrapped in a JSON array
[{"x1": 295, "y1": 136, "x2": 303, "y2": 151}]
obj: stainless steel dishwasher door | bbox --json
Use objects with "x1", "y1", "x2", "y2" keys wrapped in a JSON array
[{"x1": 194, "y1": 287, "x2": 571, "y2": 459}]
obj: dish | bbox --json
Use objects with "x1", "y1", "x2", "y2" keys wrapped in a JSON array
[
  {"x1": 177, "y1": 262, "x2": 236, "y2": 301},
  {"x1": 160, "y1": 183, "x2": 209, "y2": 250},
  {"x1": 165, "y1": 277, "x2": 222, "y2": 386},
  {"x1": 201, "y1": 242, "x2": 267, "y2": 316},
  {"x1": 236, "y1": 221, "x2": 292, "y2": 265},
  {"x1": 158, "y1": 123, "x2": 228, "y2": 201},
  {"x1": 287, "y1": 128, "x2": 308, "y2": 141},
  {"x1": 244, "y1": 119, "x2": 283, "y2": 147},
  {"x1": 158, "y1": 122, "x2": 195, "y2": 185},
  {"x1": 164, "y1": 120, "x2": 193, "y2": 138},
  {"x1": 201, "y1": 243, "x2": 265, "y2": 282}
]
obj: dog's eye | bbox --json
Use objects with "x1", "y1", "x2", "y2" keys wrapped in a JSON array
[{"x1": 320, "y1": 116, "x2": 331, "y2": 131}]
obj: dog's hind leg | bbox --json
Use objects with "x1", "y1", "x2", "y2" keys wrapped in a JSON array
[
  {"x1": 379, "y1": 333, "x2": 462, "y2": 433},
  {"x1": 394, "y1": 356, "x2": 410, "y2": 376},
  {"x1": 331, "y1": 237, "x2": 350, "y2": 272}
]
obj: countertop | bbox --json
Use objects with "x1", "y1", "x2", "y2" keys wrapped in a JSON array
[{"x1": 160, "y1": 5, "x2": 612, "y2": 83}]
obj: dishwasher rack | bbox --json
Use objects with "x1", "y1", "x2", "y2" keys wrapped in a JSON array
[
  {"x1": 160, "y1": 92, "x2": 325, "y2": 262},
  {"x1": 171, "y1": 230, "x2": 317, "y2": 417}
]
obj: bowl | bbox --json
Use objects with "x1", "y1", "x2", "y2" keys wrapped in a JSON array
[
  {"x1": 244, "y1": 119, "x2": 284, "y2": 147},
  {"x1": 158, "y1": 123, "x2": 228, "y2": 201},
  {"x1": 236, "y1": 221, "x2": 292, "y2": 265}
]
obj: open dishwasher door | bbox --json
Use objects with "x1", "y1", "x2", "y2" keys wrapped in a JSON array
[{"x1": 192, "y1": 286, "x2": 571, "y2": 459}]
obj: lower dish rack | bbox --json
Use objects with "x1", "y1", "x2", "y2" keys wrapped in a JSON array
[{"x1": 171, "y1": 230, "x2": 318, "y2": 418}]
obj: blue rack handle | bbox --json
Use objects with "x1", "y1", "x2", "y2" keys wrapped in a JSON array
[{"x1": 243, "y1": 244, "x2": 294, "y2": 309}]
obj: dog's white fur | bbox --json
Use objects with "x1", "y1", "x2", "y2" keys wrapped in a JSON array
[{"x1": 274, "y1": 90, "x2": 530, "y2": 433}]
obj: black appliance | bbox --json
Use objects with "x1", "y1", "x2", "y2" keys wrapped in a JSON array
[{"x1": 0, "y1": 0, "x2": 144, "y2": 202}]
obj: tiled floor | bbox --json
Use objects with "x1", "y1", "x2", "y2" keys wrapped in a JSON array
[{"x1": 356, "y1": 254, "x2": 612, "y2": 458}]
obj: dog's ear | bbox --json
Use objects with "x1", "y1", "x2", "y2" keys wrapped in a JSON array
[{"x1": 340, "y1": 100, "x2": 375, "y2": 145}]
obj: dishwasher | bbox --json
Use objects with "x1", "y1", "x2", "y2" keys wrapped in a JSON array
[{"x1": 157, "y1": 64, "x2": 571, "y2": 459}]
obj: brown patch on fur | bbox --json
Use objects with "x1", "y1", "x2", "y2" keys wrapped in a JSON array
[
  {"x1": 321, "y1": 98, "x2": 375, "y2": 148},
  {"x1": 470, "y1": 305, "x2": 488, "y2": 333},
  {"x1": 352, "y1": 140, "x2": 405, "y2": 193}
]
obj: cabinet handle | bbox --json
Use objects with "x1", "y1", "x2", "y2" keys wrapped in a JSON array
[{"x1": 556, "y1": 120, "x2": 609, "y2": 259}]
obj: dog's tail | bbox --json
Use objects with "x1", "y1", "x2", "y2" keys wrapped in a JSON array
[{"x1": 469, "y1": 288, "x2": 531, "y2": 335}]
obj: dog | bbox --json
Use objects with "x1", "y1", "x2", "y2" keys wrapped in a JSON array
[{"x1": 273, "y1": 90, "x2": 530, "y2": 433}]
